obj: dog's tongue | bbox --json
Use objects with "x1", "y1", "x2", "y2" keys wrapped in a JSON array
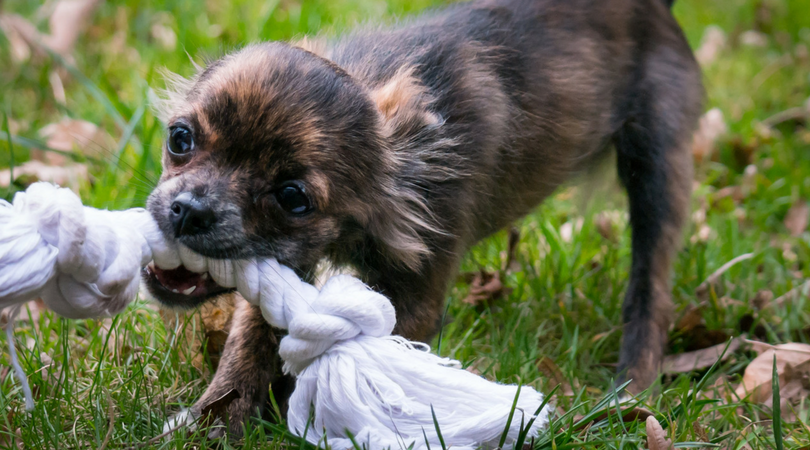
[{"x1": 149, "y1": 264, "x2": 208, "y2": 295}]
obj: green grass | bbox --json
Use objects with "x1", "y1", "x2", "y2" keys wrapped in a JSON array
[{"x1": 2, "y1": 0, "x2": 810, "y2": 448}]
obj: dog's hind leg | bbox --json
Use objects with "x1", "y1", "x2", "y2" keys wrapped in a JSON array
[{"x1": 613, "y1": 43, "x2": 702, "y2": 394}]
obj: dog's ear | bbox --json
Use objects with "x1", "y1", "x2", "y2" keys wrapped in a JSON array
[
  {"x1": 370, "y1": 67, "x2": 442, "y2": 139},
  {"x1": 360, "y1": 68, "x2": 450, "y2": 271},
  {"x1": 364, "y1": 187, "x2": 436, "y2": 271}
]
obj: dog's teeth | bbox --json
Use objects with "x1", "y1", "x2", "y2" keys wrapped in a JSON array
[
  {"x1": 171, "y1": 289, "x2": 180, "y2": 294},
  {"x1": 182, "y1": 286, "x2": 196, "y2": 295},
  {"x1": 201, "y1": 273, "x2": 209, "y2": 280}
]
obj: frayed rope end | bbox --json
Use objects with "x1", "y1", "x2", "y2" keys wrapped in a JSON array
[{"x1": 3, "y1": 306, "x2": 35, "y2": 411}]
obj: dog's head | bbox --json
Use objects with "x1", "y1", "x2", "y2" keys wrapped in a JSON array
[{"x1": 144, "y1": 43, "x2": 440, "y2": 308}]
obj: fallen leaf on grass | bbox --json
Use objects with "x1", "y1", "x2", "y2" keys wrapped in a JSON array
[
  {"x1": 150, "y1": 14, "x2": 177, "y2": 51},
  {"x1": 572, "y1": 404, "x2": 653, "y2": 432},
  {"x1": 784, "y1": 200, "x2": 809, "y2": 237},
  {"x1": 750, "y1": 289, "x2": 774, "y2": 310},
  {"x1": 37, "y1": 118, "x2": 113, "y2": 164},
  {"x1": 712, "y1": 185, "x2": 745, "y2": 206},
  {"x1": 594, "y1": 210, "x2": 625, "y2": 243},
  {"x1": 462, "y1": 270, "x2": 512, "y2": 306},
  {"x1": 730, "y1": 136, "x2": 757, "y2": 169},
  {"x1": 200, "y1": 294, "x2": 237, "y2": 371},
  {"x1": 675, "y1": 304, "x2": 704, "y2": 332},
  {"x1": 695, "y1": 25, "x2": 726, "y2": 66},
  {"x1": 46, "y1": 0, "x2": 103, "y2": 56},
  {"x1": 0, "y1": 159, "x2": 89, "y2": 192},
  {"x1": 735, "y1": 342, "x2": 810, "y2": 405},
  {"x1": 160, "y1": 293, "x2": 237, "y2": 372},
  {"x1": 645, "y1": 416, "x2": 674, "y2": 450},
  {"x1": 0, "y1": 299, "x2": 45, "y2": 327},
  {"x1": 739, "y1": 30, "x2": 768, "y2": 47},
  {"x1": 669, "y1": 304, "x2": 731, "y2": 352},
  {"x1": 692, "y1": 108, "x2": 727, "y2": 163},
  {"x1": 695, "y1": 253, "x2": 755, "y2": 301},
  {"x1": 537, "y1": 356, "x2": 575, "y2": 396},
  {"x1": 0, "y1": 117, "x2": 113, "y2": 191},
  {"x1": 0, "y1": 0, "x2": 101, "y2": 62},
  {"x1": 0, "y1": 14, "x2": 37, "y2": 62},
  {"x1": 662, "y1": 336, "x2": 744, "y2": 375}
]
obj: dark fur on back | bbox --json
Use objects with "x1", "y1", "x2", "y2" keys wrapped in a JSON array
[{"x1": 148, "y1": 0, "x2": 702, "y2": 435}]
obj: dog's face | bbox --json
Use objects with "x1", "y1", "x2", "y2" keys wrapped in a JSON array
[{"x1": 143, "y1": 43, "x2": 416, "y2": 308}]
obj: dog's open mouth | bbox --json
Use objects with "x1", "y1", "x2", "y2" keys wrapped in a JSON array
[{"x1": 143, "y1": 263, "x2": 234, "y2": 308}]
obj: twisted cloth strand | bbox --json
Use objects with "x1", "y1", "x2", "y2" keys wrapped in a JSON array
[{"x1": 0, "y1": 182, "x2": 550, "y2": 450}]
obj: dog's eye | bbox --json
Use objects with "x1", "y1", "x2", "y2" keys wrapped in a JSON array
[
  {"x1": 275, "y1": 183, "x2": 312, "y2": 215},
  {"x1": 168, "y1": 126, "x2": 194, "y2": 156}
]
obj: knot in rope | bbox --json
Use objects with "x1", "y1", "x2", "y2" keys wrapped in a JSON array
[
  {"x1": 255, "y1": 261, "x2": 396, "y2": 375},
  {"x1": 0, "y1": 183, "x2": 165, "y2": 318}
]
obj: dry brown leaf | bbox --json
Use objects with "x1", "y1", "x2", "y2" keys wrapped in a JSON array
[
  {"x1": 45, "y1": 0, "x2": 103, "y2": 56},
  {"x1": 0, "y1": 0, "x2": 100, "y2": 67},
  {"x1": 712, "y1": 185, "x2": 745, "y2": 205},
  {"x1": 692, "y1": 421, "x2": 710, "y2": 443},
  {"x1": 0, "y1": 14, "x2": 37, "y2": 62},
  {"x1": 662, "y1": 336, "x2": 743, "y2": 375},
  {"x1": 784, "y1": 201, "x2": 809, "y2": 237},
  {"x1": 645, "y1": 416, "x2": 674, "y2": 450},
  {"x1": 150, "y1": 15, "x2": 177, "y2": 51},
  {"x1": 670, "y1": 304, "x2": 730, "y2": 352},
  {"x1": 160, "y1": 293, "x2": 237, "y2": 372},
  {"x1": 537, "y1": 356, "x2": 575, "y2": 396},
  {"x1": 462, "y1": 270, "x2": 512, "y2": 306},
  {"x1": 695, "y1": 252, "x2": 754, "y2": 301},
  {"x1": 692, "y1": 108, "x2": 727, "y2": 163},
  {"x1": 695, "y1": 25, "x2": 726, "y2": 66},
  {"x1": 735, "y1": 342, "x2": 810, "y2": 403},
  {"x1": 740, "y1": 30, "x2": 768, "y2": 47},
  {"x1": 36, "y1": 118, "x2": 113, "y2": 164},
  {"x1": 595, "y1": 210, "x2": 624, "y2": 243},
  {"x1": 0, "y1": 118, "x2": 109, "y2": 191},
  {"x1": 0, "y1": 299, "x2": 46, "y2": 328},
  {"x1": 751, "y1": 289, "x2": 774, "y2": 310},
  {"x1": 0, "y1": 159, "x2": 89, "y2": 192},
  {"x1": 675, "y1": 304, "x2": 705, "y2": 332},
  {"x1": 570, "y1": 404, "x2": 653, "y2": 432},
  {"x1": 559, "y1": 221, "x2": 574, "y2": 243}
]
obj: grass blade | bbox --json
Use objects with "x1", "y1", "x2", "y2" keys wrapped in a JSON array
[
  {"x1": 3, "y1": 111, "x2": 14, "y2": 197},
  {"x1": 422, "y1": 427, "x2": 432, "y2": 450},
  {"x1": 773, "y1": 355, "x2": 783, "y2": 450},
  {"x1": 430, "y1": 404, "x2": 447, "y2": 450},
  {"x1": 499, "y1": 383, "x2": 523, "y2": 448}
]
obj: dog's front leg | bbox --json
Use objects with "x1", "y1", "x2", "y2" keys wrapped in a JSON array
[{"x1": 167, "y1": 296, "x2": 293, "y2": 437}]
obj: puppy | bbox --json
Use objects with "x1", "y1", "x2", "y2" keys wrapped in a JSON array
[{"x1": 144, "y1": 0, "x2": 703, "y2": 435}]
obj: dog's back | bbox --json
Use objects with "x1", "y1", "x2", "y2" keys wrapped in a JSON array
[{"x1": 320, "y1": 0, "x2": 701, "y2": 243}]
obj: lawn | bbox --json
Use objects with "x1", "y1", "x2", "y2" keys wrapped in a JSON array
[{"x1": 2, "y1": 0, "x2": 810, "y2": 448}]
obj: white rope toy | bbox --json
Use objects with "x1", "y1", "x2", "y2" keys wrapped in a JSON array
[{"x1": 0, "y1": 182, "x2": 551, "y2": 449}]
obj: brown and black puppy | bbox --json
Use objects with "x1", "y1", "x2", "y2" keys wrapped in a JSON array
[{"x1": 144, "y1": 0, "x2": 703, "y2": 435}]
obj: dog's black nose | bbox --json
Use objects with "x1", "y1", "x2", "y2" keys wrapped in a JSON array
[{"x1": 169, "y1": 192, "x2": 216, "y2": 237}]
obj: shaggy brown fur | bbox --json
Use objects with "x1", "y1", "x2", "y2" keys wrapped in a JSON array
[{"x1": 144, "y1": 0, "x2": 703, "y2": 435}]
